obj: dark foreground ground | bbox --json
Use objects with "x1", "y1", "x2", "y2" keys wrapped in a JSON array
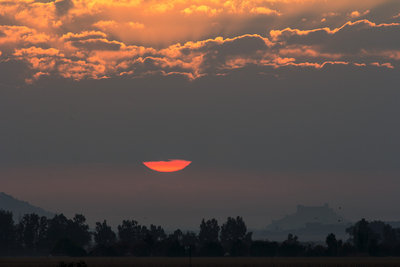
[{"x1": 1, "y1": 258, "x2": 400, "y2": 267}]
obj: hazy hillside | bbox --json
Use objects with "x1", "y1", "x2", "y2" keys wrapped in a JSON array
[
  {"x1": 254, "y1": 204, "x2": 350, "y2": 242},
  {"x1": 267, "y1": 204, "x2": 348, "y2": 231},
  {"x1": 0, "y1": 192, "x2": 54, "y2": 220}
]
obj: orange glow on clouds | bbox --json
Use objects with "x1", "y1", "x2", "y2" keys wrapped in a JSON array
[
  {"x1": 143, "y1": 159, "x2": 192, "y2": 172},
  {"x1": 0, "y1": 0, "x2": 398, "y2": 83}
]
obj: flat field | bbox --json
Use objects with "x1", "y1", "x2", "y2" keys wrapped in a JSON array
[{"x1": 1, "y1": 257, "x2": 400, "y2": 267}]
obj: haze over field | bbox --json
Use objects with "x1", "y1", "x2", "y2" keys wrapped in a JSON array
[{"x1": 0, "y1": 0, "x2": 399, "y2": 229}]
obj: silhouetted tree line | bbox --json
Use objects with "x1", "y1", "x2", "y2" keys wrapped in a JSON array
[{"x1": 1, "y1": 210, "x2": 400, "y2": 257}]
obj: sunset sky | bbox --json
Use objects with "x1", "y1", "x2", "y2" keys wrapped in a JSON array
[{"x1": 0, "y1": 0, "x2": 400, "y2": 229}]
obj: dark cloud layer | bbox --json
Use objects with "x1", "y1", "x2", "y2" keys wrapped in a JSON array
[{"x1": 55, "y1": 0, "x2": 74, "y2": 15}]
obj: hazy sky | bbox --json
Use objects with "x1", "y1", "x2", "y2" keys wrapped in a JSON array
[{"x1": 0, "y1": 0, "x2": 400, "y2": 229}]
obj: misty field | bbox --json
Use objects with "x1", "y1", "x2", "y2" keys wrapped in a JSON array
[{"x1": 1, "y1": 258, "x2": 400, "y2": 267}]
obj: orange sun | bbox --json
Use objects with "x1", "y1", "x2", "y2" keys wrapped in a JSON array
[{"x1": 143, "y1": 159, "x2": 192, "y2": 172}]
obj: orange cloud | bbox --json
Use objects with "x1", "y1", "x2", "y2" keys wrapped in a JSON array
[
  {"x1": 381, "y1": 51, "x2": 400, "y2": 60},
  {"x1": 250, "y1": 7, "x2": 281, "y2": 16},
  {"x1": 370, "y1": 62, "x2": 394, "y2": 69},
  {"x1": 7, "y1": 20, "x2": 400, "y2": 82},
  {"x1": 14, "y1": 47, "x2": 62, "y2": 57},
  {"x1": 0, "y1": 0, "x2": 391, "y2": 48},
  {"x1": 361, "y1": 50, "x2": 400, "y2": 61},
  {"x1": 349, "y1": 10, "x2": 370, "y2": 18},
  {"x1": 182, "y1": 5, "x2": 219, "y2": 16},
  {"x1": 0, "y1": 26, "x2": 51, "y2": 47},
  {"x1": 270, "y1": 20, "x2": 400, "y2": 41},
  {"x1": 93, "y1": 20, "x2": 145, "y2": 31},
  {"x1": 279, "y1": 46, "x2": 343, "y2": 60},
  {"x1": 1, "y1": 1, "x2": 399, "y2": 82}
]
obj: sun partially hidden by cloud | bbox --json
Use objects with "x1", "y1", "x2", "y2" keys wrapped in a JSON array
[{"x1": 143, "y1": 160, "x2": 192, "y2": 173}]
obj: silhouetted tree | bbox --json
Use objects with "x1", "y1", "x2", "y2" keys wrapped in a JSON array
[
  {"x1": 181, "y1": 231, "x2": 199, "y2": 258},
  {"x1": 91, "y1": 220, "x2": 118, "y2": 256},
  {"x1": 199, "y1": 218, "x2": 220, "y2": 244},
  {"x1": 117, "y1": 220, "x2": 151, "y2": 256},
  {"x1": 346, "y1": 218, "x2": 377, "y2": 254},
  {"x1": 37, "y1": 216, "x2": 49, "y2": 249},
  {"x1": 16, "y1": 213, "x2": 46, "y2": 250},
  {"x1": 69, "y1": 214, "x2": 91, "y2": 248},
  {"x1": 380, "y1": 223, "x2": 400, "y2": 255},
  {"x1": 45, "y1": 214, "x2": 89, "y2": 255},
  {"x1": 47, "y1": 214, "x2": 70, "y2": 248},
  {"x1": 182, "y1": 231, "x2": 197, "y2": 248},
  {"x1": 0, "y1": 210, "x2": 15, "y2": 253},
  {"x1": 382, "y1": 223, "x2": 397, "y2": 245},
  {"x1": 165, "y1": 229, "x2": 186, "y2": 257},
  {"x1": 118, "y1": 220, "x2": 147, "y2": 246},
  {"x1": 144, "y1": 224, "x2": 166, "y2": 256},
  {"x1": 5, "y1": 211, "x2": 400, "y2": 258},
  {"x1": 148, "y1": 224, "x2": 166, "y2": 243},
  {"x1": 326, "y1": 233, "x2": 338, "y2": 256},
  {"x1": 368, "y1": 220, "x2": 400, "y2": 256},
  {"x1": 279, "y1": 234, "x2": 304, "y2": 257},
  {"x1": 340, "y1": 241, "x2": 356, "y2": 256},
  {"x1": 93, "y1": 220, "x2": 116, "y2": 247},
  {"x1": 220, "y1": 216, "x2": 252, "y2": 256},
  {"x1": 346, "y1": 220, "x2": 400, "y2": 256},
  {"x1": 198, "y1": 218, "x2": 222, "y2": 256},
  {"x1": 220, "y1": 217, "x2": 251, "y2": 243}
]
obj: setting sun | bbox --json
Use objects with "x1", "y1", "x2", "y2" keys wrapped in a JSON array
[{"x1": 143, "y1": 159, "x2": 192, "y2": 172}]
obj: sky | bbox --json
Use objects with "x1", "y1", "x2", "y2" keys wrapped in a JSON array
[{"x1": 0, "y1": 0, "x2": 400, "y2": 230}]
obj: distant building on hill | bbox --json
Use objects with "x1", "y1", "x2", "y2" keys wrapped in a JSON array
[
  {"x1": 253, "y1": 204, "x2": 351, "y2": 242},
  {"x1": 267, "y1": 203, "x2": 348, "y2": 231}
]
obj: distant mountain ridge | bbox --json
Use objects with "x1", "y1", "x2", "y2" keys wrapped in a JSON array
[{"x1": 0, "y1": 192, "x2": 54, "y2": 220}]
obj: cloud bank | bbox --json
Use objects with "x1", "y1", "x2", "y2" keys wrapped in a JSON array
[{"x1": 0, "y1": 0, "x2": 399, "y2": 83}]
